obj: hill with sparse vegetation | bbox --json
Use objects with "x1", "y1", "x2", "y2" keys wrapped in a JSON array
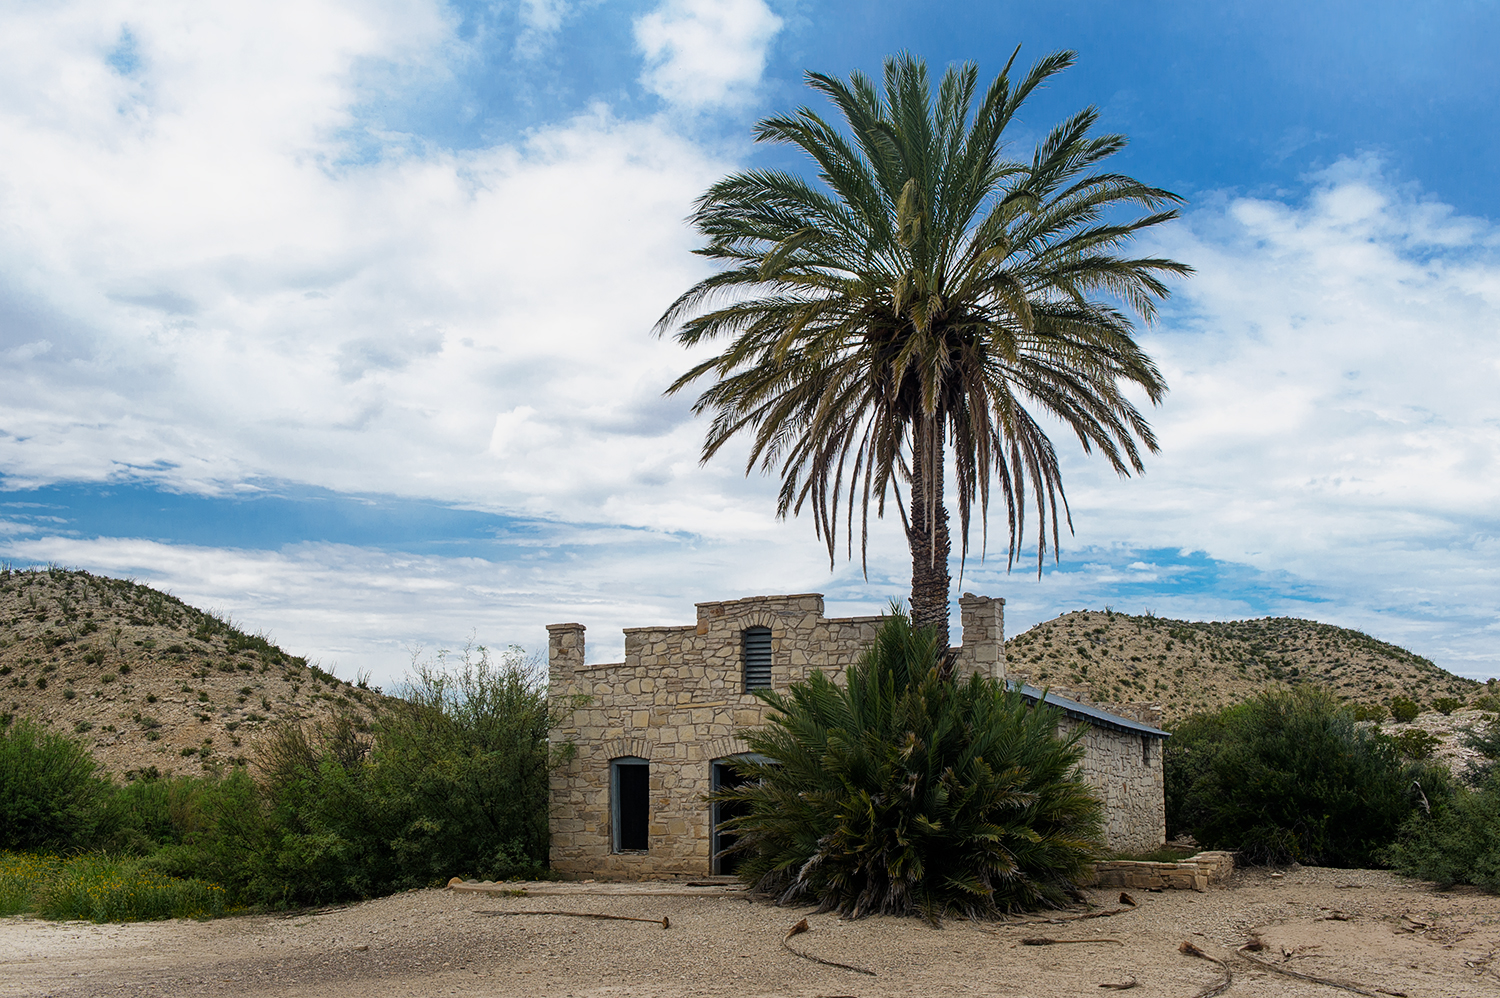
[
  {"x1": 0, "y1": 565, "x2": 384, "y2": 778},
  {"x1": 1005, "y1": 609, "x2": 1490, "y2": 725}
]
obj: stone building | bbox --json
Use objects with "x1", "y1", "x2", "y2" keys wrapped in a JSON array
[{"x1": 547, "y1": 593, "x2": 1167, "y2": 879}]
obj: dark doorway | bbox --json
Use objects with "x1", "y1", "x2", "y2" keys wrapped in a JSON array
[
  {"x1": 712, "y1": 761, "x2": 750, "y2": 875},
  {"x1": 613, "y1": 759, "x2": 649, "y2": 851}
]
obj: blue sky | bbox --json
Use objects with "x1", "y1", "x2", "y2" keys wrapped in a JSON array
[{"x1": 1, "y1": 0, "x2": 1497, "y2": 685}]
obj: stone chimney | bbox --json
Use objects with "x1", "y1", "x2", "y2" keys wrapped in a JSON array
[
  {"x1": 547, "y1": 622, "x2": 586, "y2": 693},
  {"x1": 958, "y1": 593, "x2": 1006, "y2": 681}
]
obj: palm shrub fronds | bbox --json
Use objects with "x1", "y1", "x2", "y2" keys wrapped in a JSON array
[{"x1": 712, "y1": 609, "x2": 1101, "y2": 921}]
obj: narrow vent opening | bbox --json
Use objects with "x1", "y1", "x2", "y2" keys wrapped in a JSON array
[{"x1": 743, "y1": 627, "x2": 772, "y2": 690}]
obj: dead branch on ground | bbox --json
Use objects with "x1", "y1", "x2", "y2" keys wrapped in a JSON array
[
  {"x1": 476, "y1": 909, "x2": 669, "y2": 928},
  {"x1": 1237, "y1": 940, "x2": 1399, "y2": 996},
  {"x1": 1179, "y1": 940, "x2": 1232, "y2": 998},
  {"x1": 780, "y1": 918, "x2": 876, "y2": 976}
]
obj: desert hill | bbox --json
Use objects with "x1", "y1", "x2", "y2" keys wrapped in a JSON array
[
  {"x1": 1005, "y1": 608, "x2": 1490, "y2": 725},
  {"x1": 0, "y1": 566, "x2": 384, "y2": 778}
]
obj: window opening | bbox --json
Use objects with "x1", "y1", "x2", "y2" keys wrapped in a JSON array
[
  {"x1": 612, "y1": 757, "x2": 649, "y2": 852},
  {"x1": 1141, "y1": 735, "x2": 1151, "y2": 767},
  {"x1": 743, "y1": 627, "x2": 772, "y2": 691}
]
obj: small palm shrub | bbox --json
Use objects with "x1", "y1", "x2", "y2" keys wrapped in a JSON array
[{"x1": 712, "y1": 610, "x2": 1101, "y2": 921}]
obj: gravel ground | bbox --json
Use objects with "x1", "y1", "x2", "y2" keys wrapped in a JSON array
[{"x1": 2, "y1": 868, "x2": 1497, "y2": 997}]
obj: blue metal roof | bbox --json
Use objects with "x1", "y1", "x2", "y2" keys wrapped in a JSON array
[{"x1": 1010, "y1": 682, "x2": 1170, "y2": 739}]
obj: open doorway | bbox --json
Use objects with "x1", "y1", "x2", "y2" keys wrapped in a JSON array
[{"x1": 711, "y1": 760, "x2": 750, "y2": 875}]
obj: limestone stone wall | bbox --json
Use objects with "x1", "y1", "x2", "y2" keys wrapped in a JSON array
[
  {"x1": 1067, "y1": 719, "x2": 1166, "y2": 854},
  {"x1": 1091, "y1": 851, "x2": 1234, "y2": 891},
  {"x1": 547, "y1": 591, "x2": 1161, "y2": 878}
]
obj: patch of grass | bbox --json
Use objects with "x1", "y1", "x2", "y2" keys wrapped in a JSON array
[
  {"x1": 0, "y1": 851, "x2": 228, "y2": 921},
  {"x1": 0, "y1": 851, "x2": 59, "y2": 916}
]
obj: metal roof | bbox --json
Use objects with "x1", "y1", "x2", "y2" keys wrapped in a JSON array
[{"x1": 1010, "y1": 682, "x2": 1170, "y2": 739}]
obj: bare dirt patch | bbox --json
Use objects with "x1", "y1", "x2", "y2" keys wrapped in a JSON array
[{"x1": 3, "y1": 867, "x2": 1496, "y2": 997}]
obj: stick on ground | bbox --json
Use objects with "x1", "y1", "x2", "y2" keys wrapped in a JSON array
[
  {"x1": 477, "y1": 909, "x2": 669, "y2": 928},
  {"x1": 780, "y1": 919, "x2": 876, "y2": 976},
  {"x1": 1237, "y1": 943, "x2": 1392, "y2": 996}
]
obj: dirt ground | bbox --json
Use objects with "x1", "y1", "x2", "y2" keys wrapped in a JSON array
[{"x1": 2, "y1": 867, "x2": 1497, "y2": 998}]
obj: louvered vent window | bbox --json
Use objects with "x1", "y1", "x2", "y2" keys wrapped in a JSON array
[{"x1": 743, "y1": 627, "x2": 772, "y2": 691}]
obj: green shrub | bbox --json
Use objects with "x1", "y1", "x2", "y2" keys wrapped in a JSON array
[
  {"x1": 1350, "y1": 702, "x2": 1387, "y2": 722},
  {"x1": 712, "y1": 610, "x2": 1101, "y2": 921},
  {"x1": 0, "y1": 717, "x2": 111, "y2": 851},
  {"x1": 1389, "y1": 696, "x2": 1420, "y2": 723},
  {"x1": 370, "y1": 642, "x2": 555, "y2": 886},
  {"x1": 1, "y1": 641, "x2": 560, "y2": 916},
  {"x1": 1392, "y1": 729, "x2": 1440, "y2": 760},
  {"x1": 1166, "y1": 689, "x2": 1427, "y2": 866},
  {"x1": 1388, "y1": 773, "x2": 1500, "y2": 892},
  {"x1": 1460, "y1": 716, "x2": 1500, "y2": 786},
  {"x1": 1432, "y1": 697, "x2": 1464, "y2": 716}
]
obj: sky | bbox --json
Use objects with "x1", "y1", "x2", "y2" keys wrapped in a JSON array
[{"x1": 1, "y1": 0, "x2": 1497, "y2": 687}]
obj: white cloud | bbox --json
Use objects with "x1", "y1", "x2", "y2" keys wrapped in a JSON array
[
  {"x1": 516, "y1": 0, "x2": 571, "y2": 56},
  {"x1": 0, "y1": 1, "x2": 781, "y2": 537},
  {"x1": 634, "y1": 0, "x2": 782, "y2": 110}
]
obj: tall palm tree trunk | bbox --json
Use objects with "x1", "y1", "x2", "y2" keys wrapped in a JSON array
[{"x1": 907, "y1": 415, "x2": 952, "y2": 650}]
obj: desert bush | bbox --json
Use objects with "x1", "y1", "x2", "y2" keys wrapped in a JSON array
[
  {"x1": 371, "y1": 642, "x2": 554, "y2": 885},
  {"x1": 2, "y1": 639, "x2": 559, "y2": 916},
  {"x1": 1431, "y1": 697, "x2": 1464, "y2": 716},
  {"x1": 1166, "y1": 688, "x2": 1431, "y2": 866},
  {"x1": 1388, "y1": 772, "x2": 1500, "y2": 892},
  {"x1": 1392, "y1": 729, "x2": 1441, "y2": 761},
  {"x1": 224, "y1": 642, "x2": 555, "y2": 906},
  {"x1": 0, "y1": 717, "x2": 112, "y2": 851},
  {"x1": 1349, "y1": 702, "x2": 1387, "y2": 722},
  {"x1": 713, "y1": 610, "x2": 1101, "y2": 921},
  {"x1": 1389, "y1": 696, "x2": 1420, "y2": 723}
]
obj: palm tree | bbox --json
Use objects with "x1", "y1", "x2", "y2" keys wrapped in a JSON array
[{"x1": 656, "y1": 50, "x2": 1191, "y2": 649}]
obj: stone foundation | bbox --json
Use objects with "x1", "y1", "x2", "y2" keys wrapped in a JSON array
[{"x1": 1090, "y1": 851, "x2": 1235, "y2": 892}]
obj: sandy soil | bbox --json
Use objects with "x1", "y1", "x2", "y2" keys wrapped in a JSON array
[{"x1": 2, "y1": 867, "x2": 1497, "y2": 998}]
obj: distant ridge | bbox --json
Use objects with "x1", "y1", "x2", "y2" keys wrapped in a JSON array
[
  {"x1": 0, "y1": 566, "x2": 384, "y2": 778},
  {"x1": 1005, "y1": 609, "x2": 1486, "y2": 724}
]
